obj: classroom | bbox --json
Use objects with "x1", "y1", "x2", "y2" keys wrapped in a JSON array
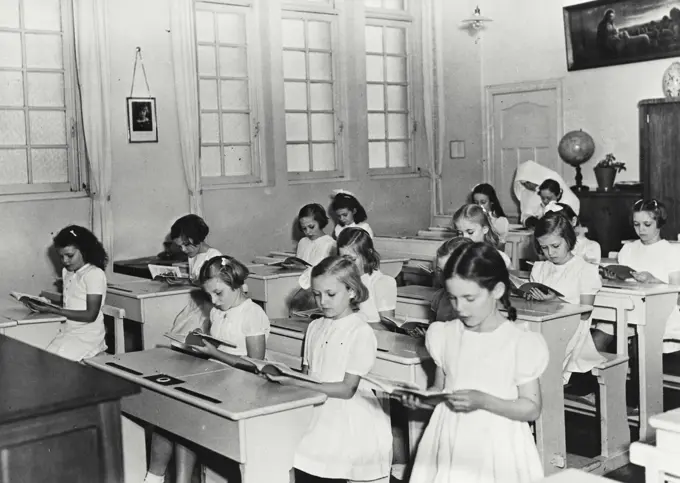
[{"x1": 2, "y1": 0, "x2": 680, "y2": 482}]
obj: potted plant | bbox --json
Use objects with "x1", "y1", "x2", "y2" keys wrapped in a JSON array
[{"x1": 593, "y1": 153, "x2": 626, "y2": 191}]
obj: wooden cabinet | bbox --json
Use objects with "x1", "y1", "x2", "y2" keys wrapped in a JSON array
[
  {"x1": 640, "y1": 98, "x2": 680, "y2": 240},
  {"x1": 0, "y1": 336, "x2": 138, "y2": 483},
  {"x1": 576, "y1": 191, "x2": 640, "y2": 256}
]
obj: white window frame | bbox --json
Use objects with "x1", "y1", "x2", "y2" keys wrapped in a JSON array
[
  {"x1": 282, "y1": 5, "x2": 346, "y2": 182},
  {"x1": 196, "y1": 0, "x2": 266, "y2": 188},
  {"x1": 0, "y1": 0, "x2": 85, "y2": 198}
]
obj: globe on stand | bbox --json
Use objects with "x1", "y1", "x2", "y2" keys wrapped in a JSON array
[{"x1": 558, "y1": 130, "x2": 595, "y2": 192}]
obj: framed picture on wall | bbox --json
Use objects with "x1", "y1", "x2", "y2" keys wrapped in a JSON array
[
  {"x1": 126, "y1": 97, "x2": 158, "y2": 143},
  {"x1": 564, "y1": 0, "x2": 680, "y2": 71}
]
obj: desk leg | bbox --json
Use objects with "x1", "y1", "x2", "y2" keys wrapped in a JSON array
[{"x1": 262, "y1": 279, "x2": 300, "y2": 319}]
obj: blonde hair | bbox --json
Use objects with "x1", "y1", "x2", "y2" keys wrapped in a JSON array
[
  {"x1": 311, "y1": 256, "x2": 369, "y2": 311},
  {"x1": 452, "y1": 204, "x2": 501, "y2": 249}
]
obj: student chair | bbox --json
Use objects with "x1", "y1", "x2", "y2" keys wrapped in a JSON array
[{"x1": 630, "y1": 407, "x2": 680, "y2": 483}]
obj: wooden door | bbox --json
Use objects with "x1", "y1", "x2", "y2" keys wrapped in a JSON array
[{"x1": 487, "y1": 83, "x2": 562, "y2": 220}]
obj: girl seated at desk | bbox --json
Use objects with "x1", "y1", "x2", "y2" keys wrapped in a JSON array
[
  {"x1": 144, "y1": 255, "x2": 270, "y2": 483},
  {"x1": 26, "y1": 225, "x2": 108, "y2": 361},
  {"x1": 267, "y1": 256, "x2": 392, "y2": 483},
  {"x1": 471, "y1": 183, "x2": 509, "y2": 244},
  {"x1": 453, "y1": 203, "x2": 512, "y2": 268},
  {"x1": 404, "y1": 242, "x2": 548, "y2": 483},
  {"x1": 296, "y1": 203, "x2": 336, "y2": 266},
  {"x1": 330, "y1": 190, "x2": 374, "y2": 239},
  {"x1": 430, "y1": 237, "x2": 473, "y2": 323},
  {"x1": 546, "y1": 202, "x2": 601, "y2": 264}
]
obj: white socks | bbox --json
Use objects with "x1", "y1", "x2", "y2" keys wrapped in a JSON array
[{"x1": 143, "y1": 472, "x2": 164, "y2": 483}]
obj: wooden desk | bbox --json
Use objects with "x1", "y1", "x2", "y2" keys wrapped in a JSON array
[
  {"x1": 246, "y1": 265, "x2": 307, "y2": 319},
  {"x1": 261, "y1": 251, "x2": 409, "y2": 279},
  {"x1": 113, "y1": 255, "x2": 187, "y2": 279},
  {"x1": 396, "y1": 285, "x2": 436, "y2": 320},
  {"x1": 0, "y1": 303, "x2": 66, "y2": 349},
  {"x1": 86, "y1": 348, "x2": 326, "y2": 483},
  {"x1": 0, "y1": 336, "x2": 138, "y2": 482},
  {"x1": 630, "y1": 407, "x2": 680, "y2": 482}
]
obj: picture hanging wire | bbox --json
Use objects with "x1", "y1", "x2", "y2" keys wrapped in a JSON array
[{"x1": 130, "y1": 46, "x2": 152, "y2": 98}]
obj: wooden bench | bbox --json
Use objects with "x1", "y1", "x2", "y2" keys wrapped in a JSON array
[{"x1": 630, "y1": 407, "x2": 680, "y2": 482}]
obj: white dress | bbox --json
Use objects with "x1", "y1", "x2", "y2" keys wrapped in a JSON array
[
  {"x1": 530, "y1": 255, "x2": 604, "y2": 383},
  {"x1": 209, "y1": 299, "x2": 270, "y2": 356},
  {"x1": 296, "y1": 235, "x2": 336, "y2": 266},
  {"x1": 573, "y1": 236, "x2": 601, "y2": 264},
  {"x1": 491, "y1": 215, "x2": 510, "y2": 244},
  {"x1": 359, "y1": 270, "x2": 397, "y2": 323},
  {"x1": 410, "y1": 321, "x2": 548, "y2": 483},
  {"x1": 334, "y1": 221, "x2": 374, "y2": 239},
  {"x1": 188, "y1": 247, "x2": 222, "y2": 281},
  {"x1": 45, "y1": 264, "x2": 107, "y2": 361},
  {"x1": 294, "y1": 313, "x2": 392, "y2": 481}
]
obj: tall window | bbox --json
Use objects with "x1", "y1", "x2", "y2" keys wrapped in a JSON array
[
  {"x1": 282, "y1": 8, "x2": 341, "y2": 179},
  {"x1": 196, "y1": 2, "x2": 262, "y2": 185},
  {"x1": 0, "y1": 0, "x2": 80, "y2": 195}
]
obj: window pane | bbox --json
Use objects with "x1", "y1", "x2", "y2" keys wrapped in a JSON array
[
  {"x1": 365, "y1": 55, "x2": 383, "y2": 82},
  {"x1": 220, "y1": 80, "x2": 249, "y2": 110},
  {"x1": 217, "y1": 13, "x2": 245, "y2": 44},
  {"x1": 388, "y1": 113, "x2": 407, "y2": 138},
  {"x1": 312, "y1": 143, "x2": 335, "y2": 171},
  {"x1": 200, "y1": 113, "x2": 219, "y2": 143},
  {"x1": 0, "y1": 71, "x2": 23, "y2": 107},
  {"x1": 387, "y1": 85, "x2": 407, "y2": 110},
  {"x1": 282, "y1": 19, "x2": 305, "y2": 48},
  {"x1": 364, "y1": 0, "x2": 382, "y2": 8},
  {"x1": 201, "y1": 146, "x2": 221, "y2": 176},
  {"x1": 0, "y1": 110, "x2": 26, "y2": 145},
  {"x1": 223, "y1": 145, "x2": 251, "y2": 175},
  {"x1": 389, "y1": 141, "x2": 408, "y2": 167},
  {"x1": 308, "y1": 21, "x2": 331, "y2": 50},
  {"x1": 368, "y1": 113, "x2": 385, "y2": 139},
  {"x1": 195, "y1": 11, "x2": 215, "y2": 42},
  {"x1": 0, "y1": 149, "x2": 27, "y2": 183},
  {"x1": 27, "y1": 73, "x2": 64, "y2": 107},
  {"x1": 25, "y1": 34, "x2": 63, "y2": 69},
  {"x1": 287, "y1": 144, "x2": 309, "y2": 172},
  {"x1": 23, "y1": 0, "x2": 61, "y2": 31},
  {"x1": 309, "y1": 83, "x2": 333, "y2": 110},
  {"x1": 283, "y1": 51, "x2": 306, "y2": 79},
  {"x1": 199, "y1": 80, "x2": 218, "y2": 110},
  {"x1": 308, "y1": 53, "x2": 332, "y2": 81},
  {"x1": 385, "y1": 56, "x2": 406, "y2": 82},
  {"x1": 0, "y1": 0, "x2": 20, "y2": 28},
  {"x1": 311, "y1": 114, "x2": 334, "y2": 141},
  {"x1": 285, "y1": 113, "x2": 308, "y2": 142},
  {"x1": 222, "y1": 113, "x2": 250, "y2": 143},
  {"x1": 383, "y1": 0, "x2": 405, "y2": 10},
  {"x1": 31, "y1": 148, "x2": 67, "y2": 182},
  {"x1": 365, "y1": 26, "x2": 383, "y2": 53},
  {"x1": 29, "y1": 111, "x2": 66, "y2": 145},
  {"x1": 368, "y1": 141, "x2": 386, "y2": 168},
  {"x1": 219, "y1": 47, "x2": 247, "y2": 77},
  {"x1": 366, "y1": 84, "x2": 384, "y2": 111},
  {"x1": 0, "y1": 32, "x2": 22, "y2": 68},
  {"x1": 285, "y1": 82, "x2": 307, "y2": 110},
  {"x1": 385, "y1": 27, "x2": 405, "y2": 55},
  {"x1": 197, "y1": 46, "x2": 216, "y2": 76}
]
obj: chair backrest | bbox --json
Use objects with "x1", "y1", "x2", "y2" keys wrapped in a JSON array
[{"x1": 102, "y1": 305, "x2": 126, "y2": 354}]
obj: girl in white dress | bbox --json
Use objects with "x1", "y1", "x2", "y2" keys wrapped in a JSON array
[
  {"x1": 471, "y1": 183, "x2": 510, "y2": 244},
  {"x1": 267, "y1": 256, "x2": 392, "y2": 483},
  {"x1": 27, "y1": 225, "x2": 108, "y2": 362},
  {"x1": 330, "y1": 190, "x2": 374, "y2": 239},
  {"x1": 545, "y1": 202, "x2": 601, "y2": 264},
  {"x1": 144, "y1": 255, "x2": 270, "y2": 483},
  {"x1": 453, "y1": 203, "x2": 512, "y2": 269},
  {"x1": 296, "y1": 203, "x2": 337, "y2": 266},
  {"x1": 527, "y1": 211, "x2": 604, "y2": 384},
  {"x1": 337, "y1": 227, "x2": 396, "y2": 329},
  {"x1": 405, "y1": 242, "x2": 548, "y2": 483}
]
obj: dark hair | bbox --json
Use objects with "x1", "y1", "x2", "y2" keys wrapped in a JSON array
[
  {"x1": 632, "y1": 199, "x2": 667, "y2": 228},
  {"x1": 435, "y1": 236, "x2": 474, "y2": 286},
  {"x1": 311, "y1": 256, "x2": 369, "y2": 311},
  {"x1": 443, "y1": 242, "x2": 516, "y2": 321},
  {"x1": 538, "y1": 179, "x2": 562, "y2": 200},
  {"x1": 452, "y1": 204, "x2": 501, "y2": 249},
  {"x1": 53, "y1": 225, "x2": 108, "y2": 270},
  {"x1": 533, "y1": 211, "x2": 577, "y2": 254},
  {"x1": 553, "y1": 202, "x2": 579, "y2": 226},
  {"x1": 336, "y1": 227, "x2": 380, "y2": 274},
  {"x1": 298, "y1": 203, "x2": 329, "y2": 230},
  {"x1": 330, "y1": 193, "x2": 368, "y2": 223},
  {"x1": 471, "y1": 183, "x2": 506, "y2": 218},
  {"x1": 199, "y1": 255, "x2": 249, "y2": 289},
  {"x1": 170, "y1": 214, "x2": 210, "y2": 245}
]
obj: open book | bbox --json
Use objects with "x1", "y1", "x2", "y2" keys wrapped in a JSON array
[
  {"x1": 362, "y1": 374, "x2": 452, "y2": 406},
  {"x1": 240, "y1": 356, "x2": 321, "y2": 383},
  {"x1": 148, "y1": 264, "x2": 188, "y2": 283},
  {"x1": 599, "y1": 264, "x2": 635, "y2": 281},
  {"x1": 10, "y1": 292, "x2": 60, "y2": 311},
  {"x1": 164, "y1": 331, "x2": 237, "y2": 350},
  {"x1": 267, "y1": 256, "x2": 312, "y2": 270},
  {"x1": 382, "y1": 316, "x2": 429, "y2": 336},
  {"x1": 508, "y1": 274, "x2": 564, "y2": 298},
  {"x1": 289, "y1": 307, "x2": 324, "y2": 319}
]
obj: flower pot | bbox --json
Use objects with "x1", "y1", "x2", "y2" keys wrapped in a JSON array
[{"x1": 594, "y1": 166, "x2": 617, "y2": 191}]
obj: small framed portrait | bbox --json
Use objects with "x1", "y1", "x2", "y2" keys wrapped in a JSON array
[{"x1": 126, "y1": 97, "x2": 158, "y2": 143}]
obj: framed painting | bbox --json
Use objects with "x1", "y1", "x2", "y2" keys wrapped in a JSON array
[
  {"x1": 564, "y1": 0, "x2": 680, "y2": 71},
  {"x1": 126, "y1": 97, "x2": 158, "y2": 143}
]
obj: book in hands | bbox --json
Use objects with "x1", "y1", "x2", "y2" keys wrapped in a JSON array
[
  {"x1": 164, "y1": 331, "x2": 237, "y2": 351},
  {"x1": 289, "y1": 307, "x2": 324, "y2": 319},
  {"x1": 382, "y1": 316, "x2": 430, "y2": 336},
  {"x1": 267, "y1": 256, "x2": 312, "y2": 270},
  {"x1": 148, "y1": 264, "x2": 188, "y2": 283},
  {"x1": 10, "y1": 292, "x2": 60, "y2": 311},
  {"x1": 239, "y1": 356, "x2": 321, "y2": 384},
  {"x1": 599, "y1": 264, "x2": 635, "y2": 281},
  {"x1": 362, "y1": 374, "x2": 452, "y2": 406},
  {"x1": 507, "y1": 274, "x2": 563, "y2": 298}
]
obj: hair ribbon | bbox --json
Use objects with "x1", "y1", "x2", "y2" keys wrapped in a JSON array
[
  {"x1": 543, "y1": 201, "x2": 563, "y2": 213},
  {"x1": 330, "y1": 188, "x2": 356, "y2": 199},
  {"x1": 70, "y1": 229, "x2": 77, "y2": 237}
]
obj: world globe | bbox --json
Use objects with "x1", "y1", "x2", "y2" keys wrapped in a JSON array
[{"x1": 558, "y1": 130, "x2": 595, "y2": 191}]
